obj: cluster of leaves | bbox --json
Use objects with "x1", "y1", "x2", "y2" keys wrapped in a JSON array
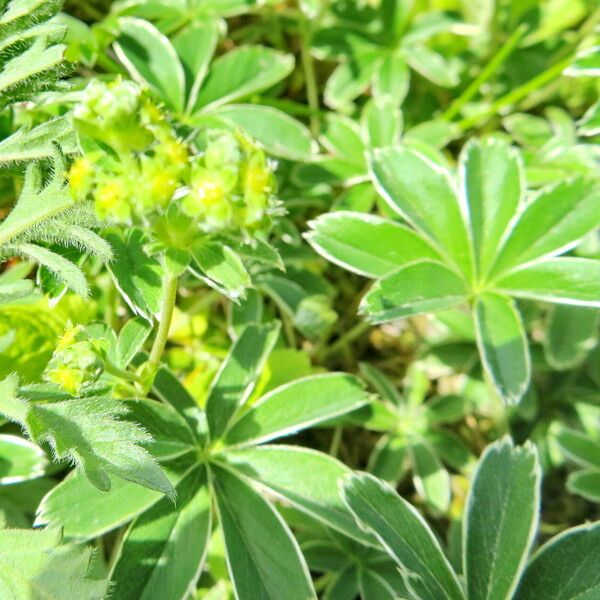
[{"x1": 0, "y1": 0, "x2": 600, "y2": 599}]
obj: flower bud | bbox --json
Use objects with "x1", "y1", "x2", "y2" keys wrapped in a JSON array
[{"x1": 44, "y1": 327, "x2": 104, "y2": 395}]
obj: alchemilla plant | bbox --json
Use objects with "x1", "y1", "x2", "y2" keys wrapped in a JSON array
[{"x1": 0, "y1": 0, "x2": 600, "y2": 599}]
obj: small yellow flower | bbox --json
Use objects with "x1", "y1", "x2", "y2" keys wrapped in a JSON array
[
  {"x1": 68, "y1": 157, "x2": 93, "y2": 197},
  {"x1": 162, "y1": 140, "x2": 189, "y2": 166},
  {"x1": 47, "y1": 365, "x2": 84, "y2": 396},
  {"x1": 94, "y1": 180, "x2": 130, "y2": 221},
  {"x1": 182, "y1": 170, "x2": 228, "y2": 217},
  {"x1": 56, "y1": 324, "x2": 81, "y2": 349},
  {"x1": 244, "y1": 162, "x2": 271, "y2": 197}
]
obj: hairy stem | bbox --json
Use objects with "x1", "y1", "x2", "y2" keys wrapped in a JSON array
[{"x1": 147, "y1": 273, "x2": 178, "y2": 375}]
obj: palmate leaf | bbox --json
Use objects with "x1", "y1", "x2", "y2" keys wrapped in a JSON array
[
  {"x1": 310, "y1": 138, "x2": 600, "y2": 405},
  {"x1": 306, "y1": 212, "x2": 442, "y2": 278},
  {"x1": 368, "y1": 146, "x2": 473, "y2": 278},
  {"x1": 114, "y1": 16, "x2": 309, "y2": 160},
  {"x1": 0, "y1": 526, "x2": 107, "y2": 600},
  {"x1": 0, "y1": 374, "x2": 174, "y2": 497}
]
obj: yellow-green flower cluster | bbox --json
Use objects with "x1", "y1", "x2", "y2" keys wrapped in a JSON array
[
  {"x1": 68, "y1": 79, "x2": 278, "y2": 235},
  {"x1": 44, "y1": 326, "x2": 104, "y2": 395},
  {"x1": 69, "y1": 79, "x2": 189, "y2": 222},
  {"x1": 181, "y1": 129, "x2": 277, "y2": 232}
]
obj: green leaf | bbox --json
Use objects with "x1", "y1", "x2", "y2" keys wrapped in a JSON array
[
  {"x1": 404, "y1": 119, "x2": 458, "y2": 149},
  {"x1": 411, "y1": 440, "x2": 451, "y2": 513},
  {"x1": 368, "y1": 435, "x2": 408, "y2": 483},
  {"x1": 361, "y1": 96, "x2": 403, "y2": 149},
  {"x1": 11, "y1": 243, "x2": 88, "y2": 297},
  {"x1": 374, "y1": 51, "x2": 410, "y2": 104},
  {"x1": 545, "y1": 305, "x2": 599, "y2": 369},
  {"x1": 36, "y1": 460, "x2": 194, "y2": 541},
  {"x1": 222, "y1": 445, "x2": 373, "y2": 544},
  {"x1": 105, "y1": 228, "x2": 164, "y2": 320},
  {"x1": 122, "y1": 399, "x2": 196, "y2": 462},
  {"x1": 556, "y1": 428, "x2": 600, "y2": 469},
  {"x1": 342, "y1": 473, "x2": 464, "y2": 600},
  {"x1": 212, "y1": 105, "x2": 316, "y2": 160},
  {"x1": 473, "y1": 292, "x2": 530, "y2": 405},
  {"x1": 223, "y1": 373, "x2": 371, "y2": 447},
  {"x1": 0, "y1": 279, "x2": 34, "y2": 305},
  {"x1": 321, "y1": 114, "x2": 365, "y2": 165},
  {"x1": 578, "y1": 100, "x2": 600, "y2": 137},
  {"x1": 193, "y1": 45, "x2": 294, "y2": 112},
  {"x1": 464, "y1": 438, "x2": 540, "y2": 600},
  {"x1": 228, "y1": 288, "x2": 263, "y2": 336},
  {"x1": 460, "y1": 138, "x2": 523, "y2": 277},
  {"x1": 115, "y1": 17, "x2": 185, "y2": 112},
  {"x1": 0, "y1": 32, "x2": 68, "y2": 111},
  {"x1": 491, "y1": 179, "x2": 600, "y2": 275},
  {"x1": 110, "y1": 466, "x2": 211, "y2": 600},
  {"x1": 564, "y1": 45, "x2": 600, "y2": 77},
  {"x1": 0, "y1": 151, "x2": 73, "y2": 248},
  {"x1": 117, "y1": 317, "x2": 152, "y2": 368},
  {"x1": 212, "y1": 464, "x2": 316, "y2": 600},
  {"x1": 495, "y1": 258, "x2": 600, "y2": 307},
  {"x1": 359, "y1": 363, "x2": 404, "y2": 406},
  {"x1": 0, "y1": 115, "x2": 77, "y2": 165},
  {"x1": 152, "y1": 366, "x2": 206, "y2": 438},
  {"x1": 306, "y1": 211, "x2": 442, "y2": 278},
  {"x1": 405, "y1": 45, "x2": 459, "y2": 87},
  {"x1": 0, "y1": 526, "x2": 107, "y2": 600},
  {"x1": 0, "y1": 392, "x2": 174, "y2": 497},
  {"x1": 172, "y1": 20, "x2": 219, "y2": 112},
  {"x1": 324, "y1": 54, "x2": 380, "y2": 110},
  {"x1": 360, "y1": 260, "x2": 467, "y2": 323},
  {"x1": 206, "y1": 322, "x2": 280, "y2": 441},
  {"x1": 190, "y1": 240, "x2": 251, "y2": 301},
  {"x1": 515, "y1": 522, "x2": 600, "y2": 599},
  {"x1": 0, "y1": 434, "x2": 46, "y2": 484},
  {"x1": 566, "y1": 469, "x2": 600, "y2": 502},
  {"x1": 369, "y1": 146, "x2": 472, "y2": 277}
]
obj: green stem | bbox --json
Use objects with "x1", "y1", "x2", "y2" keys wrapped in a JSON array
[
  {"x1": 456, "y1": 56, "x2": 573, "y2": 131},
  {"x1": 318, "y1": 320, "x2": 371, "y2": 362},
  {"x1": 299, "y1": 16, "x2": 321, "y2": 136},
  {"x1": 329, "y1": 426, "x2": 343, "y2": 457},
  {"x1": 442, "y1": 25, "x2": 527, "y2": 122},
  {"x1": 147, "y1": 273, "x2": 178, "y2": 373},
  {"x1": 104, "y1": 361, "x2": 142, "y2": 385}
]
